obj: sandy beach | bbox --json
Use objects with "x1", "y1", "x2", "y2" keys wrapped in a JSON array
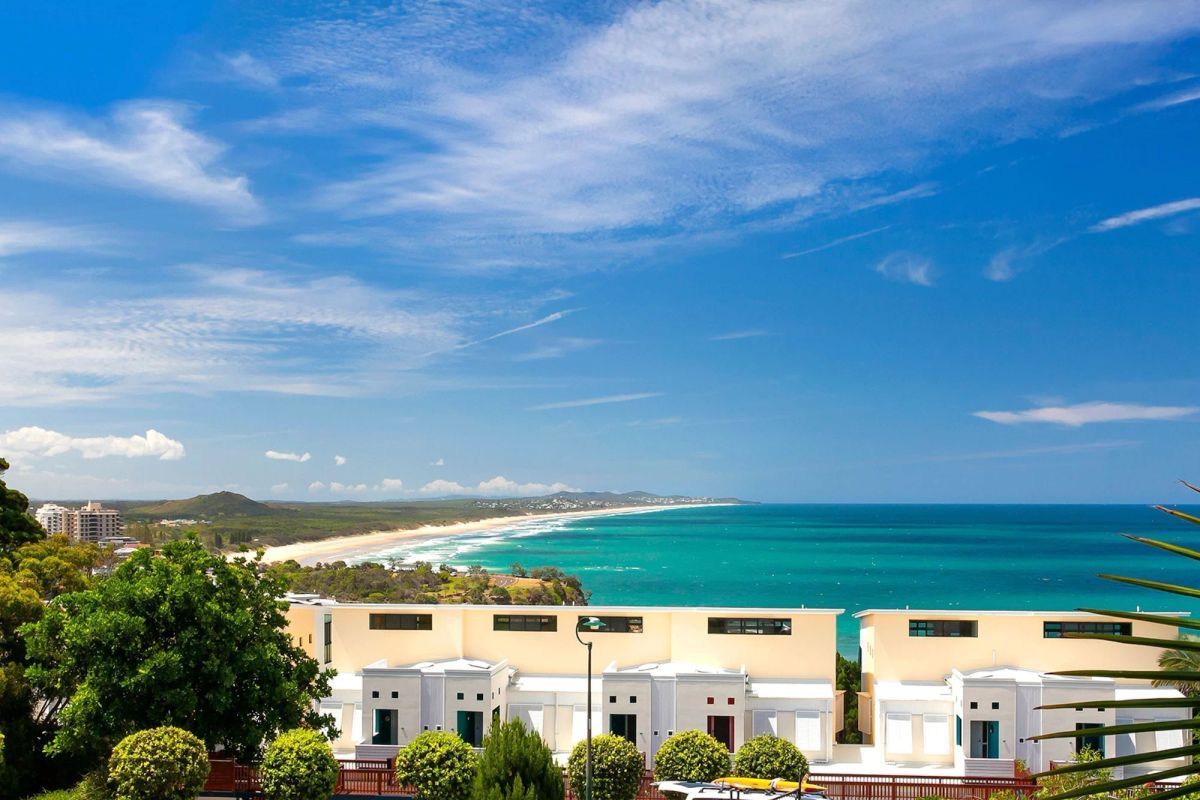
[{"x1": 257, "y1": 504, "x2": 726, "y2": 567}]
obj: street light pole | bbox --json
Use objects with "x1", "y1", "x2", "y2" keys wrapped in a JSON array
[{"x1": 576, "y1": 616, "x2": 606, "y2": 800}]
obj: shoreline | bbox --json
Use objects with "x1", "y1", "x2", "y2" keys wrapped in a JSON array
[{"x1": 256, "y1": 503, "x2": 733, "y2": 567}]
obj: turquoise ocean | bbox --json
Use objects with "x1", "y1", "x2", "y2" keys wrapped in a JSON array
[{"x1": 355, "y1": 504, "x2": 1200, "y2": 654}]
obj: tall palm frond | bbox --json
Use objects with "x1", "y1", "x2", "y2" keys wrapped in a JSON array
[{"x1": 1033, "y1": 480, "x2": 1200, "y2": 800}]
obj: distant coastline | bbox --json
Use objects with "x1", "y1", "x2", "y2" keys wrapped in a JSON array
[{"x1": 257, "y1": 503, "x2": 734, "y2": 567}]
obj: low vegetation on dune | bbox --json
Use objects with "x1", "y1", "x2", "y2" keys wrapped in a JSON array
[{"x1": 266, "y1": 560, "x2": 589, "y2": 605}]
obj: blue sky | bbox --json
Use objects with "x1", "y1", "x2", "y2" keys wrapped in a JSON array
[{"x1": 0, "y1": 0, "x2": 1198, "y2": 503}]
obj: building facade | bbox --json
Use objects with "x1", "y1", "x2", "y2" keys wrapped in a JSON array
[
  {"x1": 286, "y1": 600, "x2": 1188, "y2": 777},
  {"x1": 286, "y1": 601, "x2": 841, "y2": 765},
  {"x1": 34, "y1": 503, "x2": 70, "y2": 534},
  {"x1": 856, "y1": 609, "x2": 1189, "y2": 777},
  {"x1": 70, "y1": 501, "x2": 124, "y2": 542}
]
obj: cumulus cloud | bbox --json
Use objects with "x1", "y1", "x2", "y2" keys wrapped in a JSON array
[
  {"x1": 875, "y1": 253, "x2": 934, "y2": 286},
  {"x1": 307, "y1": 481, "x2": 326, "y2": 492},
  {"x1": 376, "y1": 478, "x2": 404, "y2": 492},
  {"x1": 418, "y1": 475, "x2": 577, "y2": 497},
  {"x1": 430, "y1": 458, "x2": 444, "y2": 467},
  {"x1": 1090, "y1": 197, "x2": 1200, "y2": 232},
  {"x1": 266, "y1": 449, "x2": 311, "y2": 462},
  {"x1": 270, "y1": 482, "x2": 290, "y2": 493},
  {"x1": 0, "y1": 426, "x2": 184, "y2": 460},
  {"x1": 334, "y1": 454, "x2": 347, "y2": 466},
  {"x1": 0, "y1": 101, "x2": 261, "y2": 219},
  {"x1": 330, "y1": 481, "x2": 368, "y2": 494},
  {"x1": 974, "y1": 401, "x2": 1199, "y2": 427}
]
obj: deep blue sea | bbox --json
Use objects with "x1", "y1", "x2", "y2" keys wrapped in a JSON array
[{"x1": 356, "y1": 504, "x2": 1200, "y2": 653}]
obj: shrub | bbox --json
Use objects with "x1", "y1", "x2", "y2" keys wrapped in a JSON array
[
  {"x1": 261, "y1": 729, "x2": 339, "y2": 800},
  {"x1": 733, "y1": 734, "x2": 808, "y2": 782},
  {"x1": 567, "y1": 734, "x2": 643, "y2": 800},
  {"x1": 107, "y1": 726, "x2": 209, "y2": 800},
  {"x1": 653, "y1": 730, "x2": 730, "y2": 783},
  {"x1": 395, "y1": 731, "x2": 479, "y2": 800},
  {"x1": 473, "y1": 718, "x2": 563, "y2": 800}
]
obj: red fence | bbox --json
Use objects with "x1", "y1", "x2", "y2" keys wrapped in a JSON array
[{"x1": 204, "y1": 759, "x2": 1037, "y2": 800}]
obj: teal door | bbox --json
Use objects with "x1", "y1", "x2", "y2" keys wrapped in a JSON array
[
  {"x1": 457, "y1": 710, "x2": 483, "y2": 747},
  {"x1": 986, "y1": 721, "x2": 1000, "y2": 759}
]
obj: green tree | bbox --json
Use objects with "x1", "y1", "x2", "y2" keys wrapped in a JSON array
[
  {"x1": 395, "y1": 731, "x2": 479, "y2": 800},
  {"x1": 567, "y1": 734, "x2": 643, "y2": 800},
  {"x1": 0, "y1": 458, "x2": 45, "y2": 553},
  {"x1": 733, "y1": 734, "x2": 809, "y2": 782},
  {"x1": 260, "y1": 728, "x2": 339, "y2": 800},
  {"x1": 1153, "y1": 639, "x2": 1200, "y2": 699},
  {"x1": 1033, "y1": 482, "x2": 1200, "y2": 796},
  {"x1": 22, "y1": 539, "x2": 335, "y2": 765},
  {"x1": 836, "y1": 652, "x2": 863, "y2": 744},
  {"x1": 107, "y1": 726, "x2": 209, "y2": 800},
  {"x1": 652, "y1": 729, "x2": 730, "y2": 782},
  {"x1": 472, "y1": 717, "x2": 563, "y2": 800}
]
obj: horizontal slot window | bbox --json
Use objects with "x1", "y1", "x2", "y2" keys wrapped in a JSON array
[
  {"x1": 369, "y1": 613, "x2": 432, "y2": 631},
  {"x1": 1044, "y1": 621, "x2": 1132, "y2": 638},
  {"x1": 707, "y1": 617, "x2": 791, "y2": 635},
  {"x1": 580, "y1": 615, "x2": 644, "y2": 633},
  {"x1": 909, "y1": 619, "x2": 977, "y2": 637},
  {"x1": 494, "y1": 614, "x2": 558, "y2": 632}
]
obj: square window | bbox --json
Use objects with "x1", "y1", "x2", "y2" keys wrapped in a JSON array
[
  {"x1": 991, "y1": 702, "x2": 999, "y2": 710},
  {"x1": 476, "y1": 693, "x2": 484, "y2": 701},
  {"x1": 609, "y1": 696, "x2": 617, "y2": 704},
  {"x1": 727, "y1": 698, "x2": 735, "y2": 705},
  {"x1": 707, "y1": 697, "x2": 714, "y2": 705},
  {"x1": 969, "y1": 701, "x2": 977, "y2": 709},
  {"x1": 630, "y1": 696, "x2": 637, "y2": 704},
  {"x1": 456, "y1": 692, "x2": 464, "y2": 700},
  {"x1": 371, "y1": 691, "x2": 379, "y2": 699},
  {"x1": 391, "y1": 691, "x2": 398, "y2": 699}
]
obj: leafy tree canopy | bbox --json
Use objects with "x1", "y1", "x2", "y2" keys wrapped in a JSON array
[
  {"x1": 108, "y1": 726, "x2": 209, "y2": 800},
  {"x1": 0, "y1": 458, "x2": 45, "y2": 554},
  {"x1": 395, "y1": 730, "x2": 479, "y2": 800},
  {"x1": 567, "y1": 734, "x2": 643, "y2": 800},
  {"x1": 652, "y1": 729, "x2": 730, "y2": 783},
  {"x1": 733, "y1": 734, "x2": 808, "y2": 782},
  {"x1": 22, "y1": 539, "x2": 335, "y2": 764},
  {"x1": 260, "y1": 728, "x2": 339, "y2": 800}
]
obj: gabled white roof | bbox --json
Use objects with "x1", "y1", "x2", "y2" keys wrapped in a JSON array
[
  {"x1": 606, "y1": 661, "x2": 745, "y2": 678},
  {"x1": 953, "y1": 667, "x2": 1112, "y2": 686},
  {"x1": 510, "y1": 675, "x2": 601, "y2": 694}
]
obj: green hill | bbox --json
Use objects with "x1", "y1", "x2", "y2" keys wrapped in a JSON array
[{"x1": 134, "y1": 491, "x2": 280, "y2": 518}]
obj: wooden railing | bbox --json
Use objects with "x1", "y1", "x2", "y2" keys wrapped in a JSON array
[{"x1": 205, "y1": 759, "x2": 1038, "y2": 800}]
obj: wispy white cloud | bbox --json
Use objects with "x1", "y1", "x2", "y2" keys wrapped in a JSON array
[
  {"x1": 974, "y1": 401, "x2": 1199, "y2": 427},
  {"x1": 0, "y1": 425, "x2": 185, "y2": 460},
  {"x1": 531, "y1": 392, "x2": 663, "y2": 411},
  {"x1": 270, "y1": 482, "x2": 290, "y2": 493},
  {"x1": 252, "y1": 1, "x2": 1200, "y2": 251},
  {"x1": 916, "y1": 440, "x2": 1140, "y2": 463},
  {"x1": 782, "y1": 226, "x2": 891, "y2": 260},
  {"x1": 1090, "y1": 197, "x2": 1200, "y2": 232},
  {"x1": 334, "y1": 454, "x2": 347, "y2": 466},
  {"x1": 221, "y1": 52, "x2": 280, "y2": 88},
  {"x1": 418, "y1": 475, "x2": 577, "y2": 497},
  {"x1": 710, "y1": 330, "x2": 768, "y2": 342},
  {"x1": 377, "y1": 478, "x2": 404, "y2": 492},
  {"x1": 307, "y1": 481, "x2": 325, "y2": 492},
  {"x1": 0, "y1": 101, "x2": 261, "y2": 220},
  {"x1": 438, "y1": 309, "x2": 577, "y2": 355},
  {"x1": 625, "y1": 417, "x2": 683, "y2": 428},
  {"x1": 266, "y1": 449, "x2": 311, "y2": 462},
  {"x1": 513, "y1": 336, "x2": 601, "y2": 361},
  {"x1": 875, "y1": 253, "x2": 934, "y2": 286},
  {"x1": 1135, "y1": 83, "x2": 1200, "y2": 112},
  {"x1": 430, "y1": 458, "x2": 445, "y2": 467},
  {"x1": 0, "y1": 220, "x2": 109, "y2": 257},
  {"x1": 330, "y1": 481, "x2": 368, "y2": 494}
]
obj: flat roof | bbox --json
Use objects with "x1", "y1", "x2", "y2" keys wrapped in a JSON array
[
  {"x1": 854, "y1": 609, "x2": 1190, "y2": 618},
  {"x1": 292, "y1": 599, "x2": 843, "y2": 614},
  {"x1": 748, "y1": 680, "x2": 834, "y2": 699}
]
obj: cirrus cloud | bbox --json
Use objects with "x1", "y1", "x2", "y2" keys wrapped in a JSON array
[
  {"x1": 418, "y1": 475, "x2": 578, "y2": 497},
  {"x1": 0, "y1": 425, "x2": 185, "y2": 460},
  {"x1": 973, "y1": 401, "x2": 1198, "y2": 427}
]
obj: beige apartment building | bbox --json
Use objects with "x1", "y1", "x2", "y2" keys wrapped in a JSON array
[
  {"x1": 34, "y1": 501, "x2": 124, "y2": 542},
  {"x1": 286, "y1": 599, "x2": 1188, "y2": 777},
  {"x1": 286, "y1": 600, "x2": 842, "y2": 766},
  {"x1": 856, "y1": 609, "x2": 1189, "y2": 777}
]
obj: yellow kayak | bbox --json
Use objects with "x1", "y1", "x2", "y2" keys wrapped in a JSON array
[{"x1": 713, "y1": 777, "x2": 826, "y2": 793}]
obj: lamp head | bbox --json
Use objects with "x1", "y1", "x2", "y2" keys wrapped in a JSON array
[{"x1": 578, "y1": 616, "x2": 606, "y2": 631}]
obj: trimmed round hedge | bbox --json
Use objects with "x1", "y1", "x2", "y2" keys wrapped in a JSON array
[
  {"x1": 652, "y1": 730, "x2": 730, "y2": 783},
  {"x1": 108, "y1": 726, "x2": 210, "y2": 800},
  {"x1": 566, "y1": 734, "x2": 643, "y2": 800},
  {"x1": 395, "y1": 731, "x2": 479, "y2": 800},
  {"x1": 261, "y1": 728, "x2": 339, "y2": 800},
  {"x1": 733, "y1": 734, "x2": 808, "y2": 782}
]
